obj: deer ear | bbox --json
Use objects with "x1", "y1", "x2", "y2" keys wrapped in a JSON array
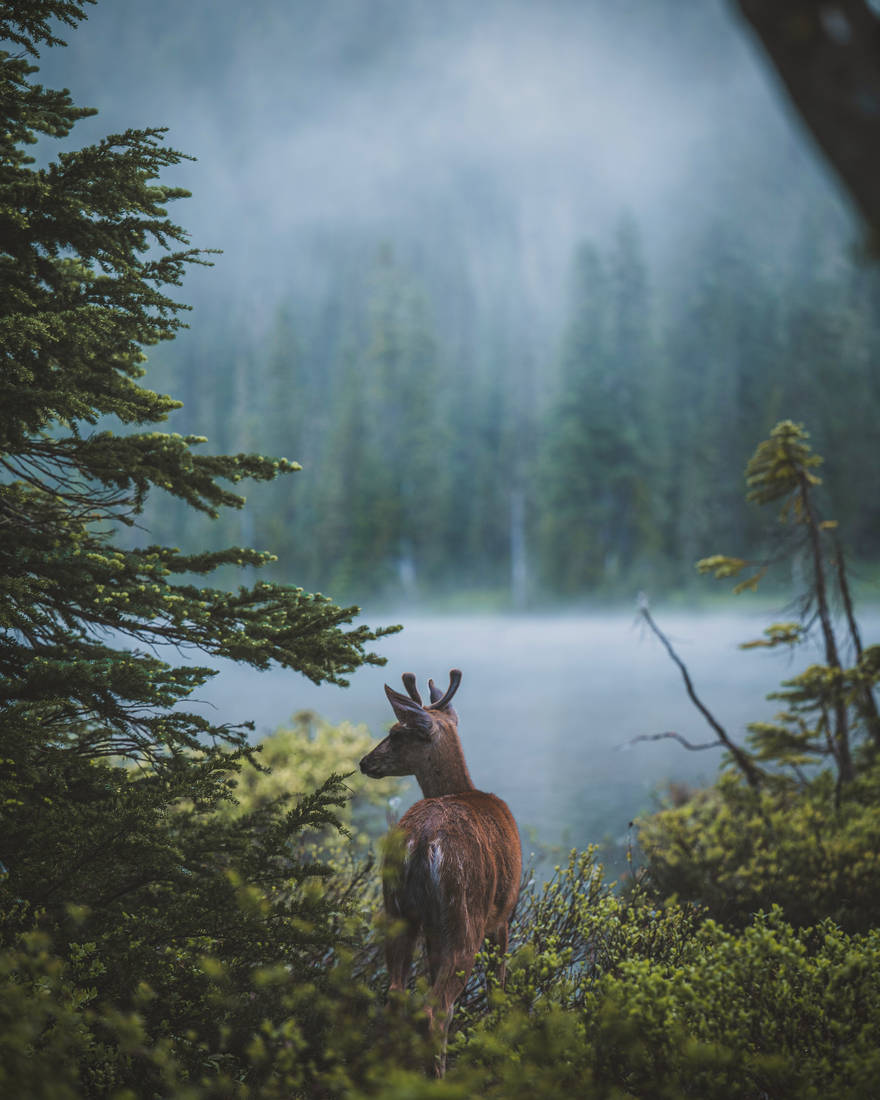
[{"x1": 384, "y1": 684, "x2": 434, "y2": 737}]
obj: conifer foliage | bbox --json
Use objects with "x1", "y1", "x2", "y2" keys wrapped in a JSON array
[
  {"x1": 0, "y1": 5, "x2": 398, "y2": 1094},
  {"x1": 640, "y1": 421, "x2": 880, "y2": 934},
  {"x1": 1, "y1": 0, "x2": 396, "y2": 766}
]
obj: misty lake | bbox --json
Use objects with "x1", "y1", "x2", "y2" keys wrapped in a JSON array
[{"x1": 174, "y1": 607, "x2": 880, "y2": 859}]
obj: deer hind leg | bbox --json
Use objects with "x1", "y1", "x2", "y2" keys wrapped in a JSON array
[
  {"x1": 423, "y1": 930, "x2": 479, "y2": 1078},
  {"x1": 485, "y1": 921, "x2": 510, "y2": 989},
  {"x1": 385, "y1": 916, "x2": 419, "y2": 999}
]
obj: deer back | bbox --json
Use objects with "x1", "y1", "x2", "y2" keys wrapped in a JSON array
[{"x1": 388, "y1": 790, "x2": 522, "y2": 944}]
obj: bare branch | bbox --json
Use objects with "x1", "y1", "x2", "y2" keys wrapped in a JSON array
[
  {"x1": 637, "y1": 595, "x2": 762, "y2": 788},
  {"x1": 617, "y1": 731, "x2": 724, "y2": 752}
]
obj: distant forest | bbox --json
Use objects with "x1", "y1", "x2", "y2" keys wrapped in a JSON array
[
  {"x1": 140, "y1": 213, "x2": 880, "y2": 604},
  {"x1": 44, "y1": 0, "x2": 877, "y2": 604}
]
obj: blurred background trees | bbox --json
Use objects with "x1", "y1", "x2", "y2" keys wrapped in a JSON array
[
  {"x1": 36, "y1": 0, "x2": 880, "y2": 607},
  {"x1": 134, "y1": 217, "x2": 880, "y2": 605}
]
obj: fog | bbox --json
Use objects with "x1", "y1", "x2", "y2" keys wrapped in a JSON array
[
  {"x1": 169, "y1": 608, "x2": 880, "y2": 859},
  {"x1": 36, "y1": 0, "x2": 880, "y2": 608},
  {"x1": 40, "y1": 0, "x2": 850, "y2": 320},
  {"x1": 32, "y1": 1, "x2": 880, "y2": 849}
]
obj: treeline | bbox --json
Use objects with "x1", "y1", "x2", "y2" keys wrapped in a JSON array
[
  {"x1": 7, "y1": 7, "x2": 880, "y2": 1097},
  {"x1": 144, "y1": 215, "x2": 880, "y2": 603}
]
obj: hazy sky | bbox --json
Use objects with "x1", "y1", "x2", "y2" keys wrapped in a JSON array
[{"x1": 36, "y1": 0, "x2": 852, "y2": 321}]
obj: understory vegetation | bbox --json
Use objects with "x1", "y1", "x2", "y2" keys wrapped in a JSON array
[
  {"x1": 4, "y1": 4, "x2": 880, "y2": 1098},
  {"x1": 4, "y1": 746, "x2": 880, "y2": 1100}
]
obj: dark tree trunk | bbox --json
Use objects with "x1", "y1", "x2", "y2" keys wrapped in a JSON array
[{"x1": 734, "y1": 0, "x2": 880, "y2": 236}]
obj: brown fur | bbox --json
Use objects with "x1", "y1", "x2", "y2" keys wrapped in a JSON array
[{"x1": 359, "y1": 670, "x2": 522, "y2": 1076}]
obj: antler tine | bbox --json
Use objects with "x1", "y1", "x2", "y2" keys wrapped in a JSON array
[
  {"x1": 425, "y1": 669, "x2": 462, "y2": 711},
  {"x1": 401, "y1": 672, "x2": 423, "y2": 705}
]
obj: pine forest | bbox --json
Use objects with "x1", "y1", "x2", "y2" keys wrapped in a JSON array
[{"x1": 5, "y1": 2, "x2": 880, "y2": 1098}]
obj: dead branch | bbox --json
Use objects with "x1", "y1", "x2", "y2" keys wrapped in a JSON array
[
  {"x1": 618, "y1": 731, "x2": 724, "y2": 752},
  {"x1": 636, "y1": 595, "x2": 762, "y2": 788}
]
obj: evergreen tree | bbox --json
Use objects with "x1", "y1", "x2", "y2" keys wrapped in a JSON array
[
  {"x1": 251, "y1": 305, "x2": 308, "y2": 571},
  {"x1": 664, "y1": 224, "x2": 779, "y2": 573},
  {"x1": 773, "y1": 241, "x2": 880, "y2": 560},
  {"x1": 1, "y1": 0, "x2": 395, "y2": 765},
  {"x1": 0, "y1": 6, "x2": 398, "y2": 1092},
  {"x1": 537, "y1": 225, "x2": 657, "y2": 596},
  {"x1": 366, "y1": 249, "x2": 448, "y2": 591},
  {"x1": 315, "y1": 249, "x2": 448, "y2": 599},
  {"x1": 698, "y1": 420, "x2": 880, "y2": 787},
  {"x1": 606, "y1": 214, "x2": 659, "y2": 571},
  {"x1": 319, "y1": 338, "x2": 393, "y2": 594},
  {"x1": 537, "y1": 243, "x2": 610, "y2": 593}
]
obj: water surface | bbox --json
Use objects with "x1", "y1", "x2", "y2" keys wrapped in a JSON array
[{"x1": 178, "y1": 610, "x2": 876, "y2": 855}]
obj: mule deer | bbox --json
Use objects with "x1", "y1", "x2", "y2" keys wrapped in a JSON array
[{"x1": 359, "y1": 668, "x2": 521, "y2": 1076}]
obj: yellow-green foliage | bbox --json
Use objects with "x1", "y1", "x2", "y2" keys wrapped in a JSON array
[
  {"x1": 638, "y1": 767, "x2": 880, "y2": 934},
  {"x1": 231, "y1": 711, "x2": 404, "y2": 845},
  {"x1": 4, "y1": 844, "x2": 880, "y2": 1099},
  {"x1": 0, "y1": 930, "x2": 190, "y2": 1100},
  {"x1": 445, "y1": 901, "x2": 880, "y2": 1100}
]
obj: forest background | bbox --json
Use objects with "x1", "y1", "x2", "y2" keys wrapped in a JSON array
[
  {"x1": 37, "y1": 0, "x2": 880, "y2": 607},
  {"x1": 6, "y1": 2, "x2": 880, "y2": 1097}
]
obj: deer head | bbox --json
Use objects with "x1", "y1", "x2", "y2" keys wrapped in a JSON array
[{"x1": 359, "y1": 669, "x2": 473, "y2": 796}]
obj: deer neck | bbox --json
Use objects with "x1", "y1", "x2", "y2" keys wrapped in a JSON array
[{"x1": 415, "y1": 730, "x2": 476, "y2": 798}]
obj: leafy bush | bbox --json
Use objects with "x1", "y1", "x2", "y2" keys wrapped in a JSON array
[
  {"x1": 0, "y1": 739, "x2": 361, "y2": 1097},
  {"x1": 229, "y1": 712, "x2": 404, "y2": 846},
  {"x1": 638, "y1": 766, "x2": 880, "y2": 935},
  {"x1": 445, "y1": 896, "x2": 880, "y2": 1100},
  {"x1": 5, "y1": 828, "x2": 880, "y2": 1098}
]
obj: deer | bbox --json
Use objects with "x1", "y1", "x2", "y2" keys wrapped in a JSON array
[{"x1": 359, "y1": 668, "x2": 521, "y2": 1077}]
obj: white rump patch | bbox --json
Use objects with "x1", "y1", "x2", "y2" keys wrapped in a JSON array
[{"x1": 429, "y1": 840, "x2": 444, "y2": 890}]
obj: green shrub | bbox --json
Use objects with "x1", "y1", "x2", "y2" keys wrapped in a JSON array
[
  {"x1": 0, "y1": 739, "x2": 363, "y2": 1098},
  {"x1": 6, "y1": 833, "x2": 880, "y2": 1098},
  {"x1": 229, "y1": 712, "x2": 404, "y2": 847},
  {"x1": 446, "y1": 904, "x2": 880, "y2": 1100},
  {"x1": 638, "y1": 766, "x2": 880, "y2": 934}
]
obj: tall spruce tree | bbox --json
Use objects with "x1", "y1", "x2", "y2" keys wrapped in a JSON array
[
  {"x1": 537, "y1": 243, "x2": 610, "y2": 593},
  {"x1": 315, "y1": 249, "x2": 447, "y2": 599},
  {"x1": 1, "y1": 0, "x2": 396, "y2": 766},
  {"x1": 0, "y1": 8, "x2": 400, "y2": 1092},
  {"x1": 606, "y1": 215, "x2": 657, "y2": 572},
  {"x1": 665, "y1": 224, "x2": 778, "y2": 572},
  {"x1": 537, "y1": 227, "x2": 656, "y2": 595}
]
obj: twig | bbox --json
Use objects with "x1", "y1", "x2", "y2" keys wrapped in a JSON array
[
  {"x1": 833, "y1": 535, "x2": 880, "y2": 749},
  {"x1": 618, "y1": 731, "x2": 723, "y2": 752},
  {"x1": 636, "y1": 595, "x2": 761, "y2": 788}
]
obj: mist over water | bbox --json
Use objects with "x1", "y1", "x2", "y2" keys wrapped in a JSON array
[
  {"x1": 174, "y1": 609, "x2": 880, "y2": 856},
  {"x1": 33, "y1": 1, "x2": 880, "y2": 849},
  {"x1": 42, "y1": 0, "x2": 873, "y2": 607}
]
